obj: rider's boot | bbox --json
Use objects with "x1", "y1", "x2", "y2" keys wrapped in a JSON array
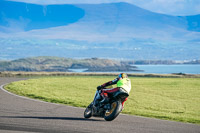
[{"x1": 121, "y1": 98, "x2": 128, "y2": 111}]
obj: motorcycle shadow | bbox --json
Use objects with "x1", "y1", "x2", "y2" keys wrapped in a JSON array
[{"x1": 1, "y1": 116, "x2": 103, "y2": 121}]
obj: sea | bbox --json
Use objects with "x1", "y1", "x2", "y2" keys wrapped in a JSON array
[
  {"x1": 134, "y1": 64, "x2": 200, "y2": 74},
  {"x1": 69, "y1": 64, "x2": 200, "y2": 74}
]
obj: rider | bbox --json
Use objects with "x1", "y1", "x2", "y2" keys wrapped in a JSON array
[{"x1": 97, "y1": 73, "x2": 131, "y2": 108}]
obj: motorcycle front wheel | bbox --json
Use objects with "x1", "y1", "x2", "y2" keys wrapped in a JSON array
[
  {"x1": 84, "y1": 104, "x2": 92, "y2": 118},
  {"x1": 104, "y1": 100, "x2": 122, "y2": 121}
]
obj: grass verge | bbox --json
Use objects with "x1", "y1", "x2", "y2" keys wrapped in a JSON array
[{"x1": 5, "y1": 76, "x2": 200, "y2": 124}]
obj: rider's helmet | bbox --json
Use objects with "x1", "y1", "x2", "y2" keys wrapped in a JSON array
[{"x1": 118, "y1": 73, "x2": 128, "y2": 79}]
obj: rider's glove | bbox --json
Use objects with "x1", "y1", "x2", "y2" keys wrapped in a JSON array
[{"x1": 97, "y1": 85, "x2": 102, "y2": 90}]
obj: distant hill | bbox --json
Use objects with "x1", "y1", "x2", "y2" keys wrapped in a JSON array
[
  {"x1": 0, "y1": 1, "x2": 84, "y2": 31},
  {"x1": 0, "y1": 1, "x2": 200, "y2": 60},
  {"x1": 0, "y1": 56, "x2": 139, "y2": 72}
]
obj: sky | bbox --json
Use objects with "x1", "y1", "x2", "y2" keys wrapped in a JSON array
[
  {"x1": 8, "y1": 0, "x2": 200, "y2": 16},
  {"x1": 1, "y1": 0, "x2": 200, "y2": 60}
]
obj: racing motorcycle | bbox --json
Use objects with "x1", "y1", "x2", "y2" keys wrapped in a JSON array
[{"x1": 84, "y1": 88, "x2": 129, "y2": 121}]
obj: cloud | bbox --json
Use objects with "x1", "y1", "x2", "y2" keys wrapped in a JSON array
[{"x1": 133, "y1": 0, "x2": 200, "y2": 16}]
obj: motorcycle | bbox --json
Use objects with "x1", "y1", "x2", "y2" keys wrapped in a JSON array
[{"x1": 84, "y1": 88, "x2": 129, "y2": 121}]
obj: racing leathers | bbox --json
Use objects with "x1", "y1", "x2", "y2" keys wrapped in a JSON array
[{"x1": 97, "y1": 76, "x2": 131, "y2": 107}]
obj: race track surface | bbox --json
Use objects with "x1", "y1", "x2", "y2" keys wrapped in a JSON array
[{"x1": 0, "y1": 77, "x2": 199, "y2": 133}]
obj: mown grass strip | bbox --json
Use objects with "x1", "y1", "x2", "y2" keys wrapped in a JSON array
[
  {"x1": 1, "y1": 71, "x2": 200, "y2": 78},
  {"x1": 5, "y1": 76, "x2": 200, "y2": 124}
]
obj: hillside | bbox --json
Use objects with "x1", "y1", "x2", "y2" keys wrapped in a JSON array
[
  {"x1": 0, "y1": 1, "x2": 200, "y2": 60},
  {"x1": 0, "y1": 56, "x2": 139, "y2": 72}
]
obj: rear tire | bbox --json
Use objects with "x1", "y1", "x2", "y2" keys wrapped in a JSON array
[{"x1": 104, "y1": 100, "x2": 122, "y2": 121}]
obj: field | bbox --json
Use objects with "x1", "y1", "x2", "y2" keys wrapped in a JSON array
[{"x1": 5, "y1": 76, "x2": 200, "y2": 124}]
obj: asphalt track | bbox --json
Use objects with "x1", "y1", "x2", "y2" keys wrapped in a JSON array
[{"x1": 0, "y1": 77, "x2": 199, "y2": 133}]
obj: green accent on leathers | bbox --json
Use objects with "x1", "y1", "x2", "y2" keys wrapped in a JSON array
[{"x1": 117, "y1": 78, "x2": 131, "y2": 94}]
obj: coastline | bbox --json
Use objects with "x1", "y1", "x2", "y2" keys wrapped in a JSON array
[{"x1": 0, "y1": 71, "x2": 200, "y2": 78}]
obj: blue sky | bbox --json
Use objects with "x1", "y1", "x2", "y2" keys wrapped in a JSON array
[
  {"x1": 8, "y1": 0, "x2": 200, "y2": 16},
  {"x1": 1, "y1": 0, "x2": 200, "y2": 60}
]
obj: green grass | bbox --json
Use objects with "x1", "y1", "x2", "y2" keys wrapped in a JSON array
[{"x1": 5, "y1": 76, "x2": 200, "y2": 124}]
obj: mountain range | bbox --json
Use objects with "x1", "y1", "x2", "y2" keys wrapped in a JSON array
[{"x1": 0, "y1": 1, "x2": 200, "y2": 60}]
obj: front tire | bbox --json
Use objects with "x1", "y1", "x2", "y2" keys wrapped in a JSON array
[
  {"x1": 84, "y1": 105, "x2": 92, "y2": 118},
  {"x1": 104, "y1": 100, "x2": 122, "y2": 121}
]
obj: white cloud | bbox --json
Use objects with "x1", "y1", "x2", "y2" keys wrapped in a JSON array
[{"x1": 133, "y1": 0, "x2": 200, "y2": 16}]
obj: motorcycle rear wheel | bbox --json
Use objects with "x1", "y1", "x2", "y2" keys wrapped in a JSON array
[{"x1": 104, "y1": 100, "x2": 122, "y2": 121}]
